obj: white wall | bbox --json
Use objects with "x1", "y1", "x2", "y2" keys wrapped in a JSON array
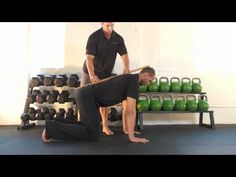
[
  {"x1": 1, "y1": 22, "x2": 236, "y2": 125},
  {"x1": 62, "y1": 22, "x2": 236, "y2": 125},
  {"x1": 0, "y1": 23, "x2": 30, "y2": 125}
]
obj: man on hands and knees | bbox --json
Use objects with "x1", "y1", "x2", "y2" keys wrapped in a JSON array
[{"x1": 42, "y1": 66, "x2": 155, "y2": 144}]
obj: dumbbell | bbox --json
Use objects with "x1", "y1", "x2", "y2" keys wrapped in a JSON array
[
  {"x1": 57, "y1": 90, "x2": 70, "y2": 103},
  {"x1": 71, "y1": 74, "x2": 80, "y2": 87},
  {"x1": 30, "y1": 76, "x2": 43, "y2": 87},
  {"x1": 41, "y1": 107, "x2": 49, "y2": 115},
  {"x1": 27, "y1": 90, "x2": 41, "y2": 103},
  {"x1": 28, "y1": 107, "x2": 36, "y2": 121},
  {"x1": 46, "y1": 90, "x2": 59, "y2": 104},
  {"x1": 32, "y1": 90, "x2": 41, "y2": 96},
  {"x1": 35, "y1": 109, "x2": 45, "y2": 120},
  {"x1": 54, "y1": 108, "x2": 66, "y2": 121},
  {"x1": 44, "y1": 108, "x2": 56, "y2": 120},
  {"x1": 44, "y1": 75, "x2": 56, "y2": 86},
  {"x1": 71, "y1": 74, "x2": 79, "y2": 80},
  {"x1": 77, "y1": 80, "x2": 81, "y2": 87},
  {"x1": 27, "y1": 94, "x2": 36, "y2": 103},
  {"x1": 108, "y1": 107, "x2": 118, "y2": 122},
  {"x1": 20, "y1": 113, "x2": 30, "y2": 122},
  {"x1": 59, "y1": 74, "x2": 68, "y2": 82},
  {"x1": 67, "y1": 74, "x2": 80, "y2": 87},
  {"x1": 35, "y1": 107, "x2": 50, "y2": 120},
  {"x1": 36, "y1": 90, "x2": 50, "y2": 103},
  {"x1": 37, "y1": 74, "x2": 45, "y2": 82},
  {"x1": 65, "y1": 108, "x2": 76, "y2": 121},
  {"x1": 54, "y1": 74, "x2": 68, "y2": 87}
]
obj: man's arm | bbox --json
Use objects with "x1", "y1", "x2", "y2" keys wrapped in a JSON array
[
  {"x1": 85, "y1": 54, "x2": 99, "y2": 83},
  {"x1": 121, "y1": 54, "x2": 130, "y2": 74},
  {"x1": 122, "y1": 100, "x2": 141, "y2": 135},
  {"x1": 122, "y1": 100, "x2": 128, "y2": 133},
  {"x1": 126, "y1": 97, "x2": 149, "y2": 143}
]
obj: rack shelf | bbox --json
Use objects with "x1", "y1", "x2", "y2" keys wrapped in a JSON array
[
  {"x1": 136, "y1": 92, "x2": 215, "y2": 130},
  {"x1": 17, "y1": 76, "x2": 78, "y2": 130}
]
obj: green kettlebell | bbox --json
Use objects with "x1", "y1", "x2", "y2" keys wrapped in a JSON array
[
  {"x1": 147, "y1": 78, "x2": 158, "y2": 92},
  {"x1": 181, "y1": 77, "x2": 192, "y2": 93},
  {"x1": 162, "y1": 95, "x2": 174, "y2": 111},
  {"x1": 150, "y1": 95, "x2": 162, "y2": 111},
  {"x1": 174, "y1": 96, "x2": 186, "y2": 111},
  {"x1": 138, "y1": 84, "x2": 147, "y2": 93},
  {"x1": 137, "y1": 95, "x2": 150, "y2": 112},
  {"x1": 159, "y1": 77, "x2": 170, "y2": 92},
  {"x1": 170, "y1": 77, "x2": 181, "y2": 92},
  {"x1": 186, "y1": 95, "x2": 198, "y2": 112},
  {"x1": 197, "y1": 95, "x2": 209, "y2": 111},
  {"x1": 192, "y1": 78, "x2": 202, "y2": 93}
]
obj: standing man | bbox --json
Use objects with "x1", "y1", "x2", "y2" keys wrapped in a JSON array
[{"x1": 81, "y1": 22, "x2": 130, "y2": 135}]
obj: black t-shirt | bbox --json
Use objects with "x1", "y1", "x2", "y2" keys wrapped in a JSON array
[
  {"x1": 83, "y1": 28, "x2": 128, "y2": 79},
  {"x1": 92, "y1": 74, "x2": 139, "y2": 107}
]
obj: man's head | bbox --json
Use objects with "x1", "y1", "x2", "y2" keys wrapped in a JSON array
[
  {"x1": 138, "y1": 66, "x2": 156, "y2": 85},
  {"x1": 101, "y1": 22, "x2": 114, "y2": 35}
]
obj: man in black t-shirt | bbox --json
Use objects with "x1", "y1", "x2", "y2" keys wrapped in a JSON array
[
  {"x1": 42, "y1": 67, "x2": 155, "y2": 144},
  {"x1": 81, "y1": 22, "x2": 130, "y2": 136}
]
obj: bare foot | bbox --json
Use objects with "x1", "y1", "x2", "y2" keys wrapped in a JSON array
[
  {"x1": 102, "y1": 128, "x2": 114, "y2": 135},
  {"x1": 42, "y1": 128, "x2": 57, "y2": 143}
]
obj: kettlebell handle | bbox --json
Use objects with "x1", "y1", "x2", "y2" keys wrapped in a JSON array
[
  {"x1": 150, "y1": 94, "x2": 161, "y2": 100},
  {"x1": 186, "y1": 95, "x2": 196, "y2": 101},
  {"x1": 198, "y1": 95, "x2": 208, "y2": 101},
  {"x1": 181, "y1": 77, "x2": 191, "y2": 84},
  {"x1": 138, "y1": 94, "x2": 149, "y2": 101},
  {"x1": 151, "y1": 77, "x2": 158, "y2": 83},
  {"x1": 159, "y1": 77, "x2": 169, "y2": 83},
  {"x1": 192, "y1": 78, "x2": 201, "y2": 84},
  {"x1": 170, "y1": 77, "x2": 180, "y2": 83},
  {"x1": 162, "y1": 95, "x2": 173, "y2": 101},
  {"x1": 175, "y1": 95, "x2": 186, "y2": 101}
]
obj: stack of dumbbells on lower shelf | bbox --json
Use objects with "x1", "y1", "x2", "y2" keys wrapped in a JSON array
[{"x1": 18, "y1": 73, "x2": 80, "y2": 130}]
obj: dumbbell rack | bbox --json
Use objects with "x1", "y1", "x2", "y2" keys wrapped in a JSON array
[
  {"x1": 17, "y1": 79, "x2": 78, "y2": 130},
  {"x1": 136, "y1": 92, "x2": 215, "y2": 130}
]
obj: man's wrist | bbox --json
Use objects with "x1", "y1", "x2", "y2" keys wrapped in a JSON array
[{"x1": 89, "y1": 72, "x2": 96, "y2": 77}]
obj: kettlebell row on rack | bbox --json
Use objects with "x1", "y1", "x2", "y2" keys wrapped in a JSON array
[
  {"x1": 30, "y1": 74, "x2": 80, "y2": 88},
  {"x1": 139, "y1": 77, "x2": 202, "y2": 93},
  {"x1": 137, "y1": 94, "x2": 209, "y2": 112}
]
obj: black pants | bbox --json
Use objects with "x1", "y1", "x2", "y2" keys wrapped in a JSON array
[{"x1": 46, "y1": 86, "x2": 101, "y2": 141}]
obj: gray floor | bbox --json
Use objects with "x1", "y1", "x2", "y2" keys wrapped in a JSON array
[{"x1": 1, "y1": 124, "x2": 236, "y2": 155}]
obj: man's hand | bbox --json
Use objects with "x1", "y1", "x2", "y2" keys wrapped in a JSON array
[
  {"x1": 129, "y1": 135, "x2": 149, "y2": 144},
  {"x1": 90, "y1": 75, "x2": 100, "y2": 83}
]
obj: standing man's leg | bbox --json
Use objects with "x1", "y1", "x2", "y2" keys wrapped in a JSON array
[
  {"x1": 100, "y1": 107, "x2": 113, "y2": 135},
  {"x1": 81, "y1": 71, "x2": 113, "y2": 135}
]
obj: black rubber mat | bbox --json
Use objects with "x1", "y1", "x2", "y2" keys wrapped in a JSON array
[{"x1": 1, "y1": 124, "x2": 236, "y2": 155}]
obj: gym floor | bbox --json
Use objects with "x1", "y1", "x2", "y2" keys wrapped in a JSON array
[{"x1": 1, "y1": 124, "x2": 236, "y2": 155}]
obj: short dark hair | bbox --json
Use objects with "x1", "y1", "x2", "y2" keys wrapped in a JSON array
[{"x1": 140, "y1": 66, "x2": 155, "y2": 76}]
